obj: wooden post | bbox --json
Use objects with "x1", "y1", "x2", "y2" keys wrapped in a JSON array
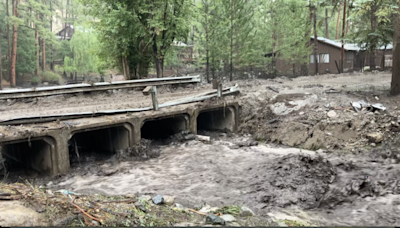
[
  {"x1": 212, "y1": 79, "x2": 220, "y2": 89},
  {"x1": 151, "y1": 86, "x2": 159, "y2": 111}
]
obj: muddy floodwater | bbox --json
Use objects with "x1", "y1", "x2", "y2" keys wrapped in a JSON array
[{"x1": 34, "y1": 135, "x2": 400, "y2": 226}]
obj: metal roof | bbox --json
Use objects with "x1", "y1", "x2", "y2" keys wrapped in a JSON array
[{"x1": 312, "y1": 37, "x2": 393, "y2": 51}]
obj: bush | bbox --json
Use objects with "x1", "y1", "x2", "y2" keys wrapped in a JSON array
[
  {"x1": 31, "y1": 76, "x2": 40, "y2": 84},
  {"x1": 40, "y1": 71, "x2": 62, "y2": 84}
]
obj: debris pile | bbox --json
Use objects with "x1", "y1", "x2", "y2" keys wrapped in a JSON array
[
  {"x1": 248, "y1": 154, "x2": 336, "y2": 209},
  {"x1": 0, "y1": 182, "x2": 270, "y2": 227}
]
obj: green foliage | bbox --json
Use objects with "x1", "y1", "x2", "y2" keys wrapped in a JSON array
[
  {"x1": 63, "y1": 56, "x2": 77, "y2": 74},
  {"x1": 215, "y1": 205, "x2": 241, "y2": 216},
  {"x1": 68, "y1": 24, "x2": 101, "y2": 75},
  {"x1": 31, "y1": 76, "x2": 40, "y2": 84},
  {"x1": 40, "y1": 70, "x2": 61, "y2": 84}
]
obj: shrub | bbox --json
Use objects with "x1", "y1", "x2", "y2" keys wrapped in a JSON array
[
  {"x1": 40, "y1": 71, "x2": 62, "y2": 84},
  {"x1": 31, "y1": 76, "x2": 40, "y2": 84}
]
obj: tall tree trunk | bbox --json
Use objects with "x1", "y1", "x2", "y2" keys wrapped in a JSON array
[
  {"x1": 7, "y1": 0, "x2": 11, "y2": 81},
  {"x1": 341, "y1": 0, "x2": 347, "y2": 73},
  {"x1": 35, "y1": 13, "x2": 39, "y2": 76},
  {"x1": 152, "y1": 36, "x2": 162, "y2": 78},
  {"x1": 325, "y1": 8, "x2": 329, "y2": 39},
  {"x1": 346, "y1": 4, "x2": 350, "y2": 34},
  {"x1": 336, "y1": 3, "x2": 342, "y2": 40},
  {"x1": 42, "y1": 38, "x2": 46, "y2": 71},
  {"x1": 204, "y1": 1, "x2": 210, "y2": 83},
  {"x1": 272, "y1": 5, "x2": 277, "y2": 77},
  {"x1": 370, "y1": 2, "x2": 378, "y2": 69},
  {"x1": 50, "y1": 0, "x2": 54, "y2": 71},
  {"x1": 122, "y1": 56, "x2": 130, "y2": 79},
  {"x1": 229, "y1": 0, "x2": 233, "y2": 81},
  {"x1": 0, "y1": 27, "x2": 3, "y2": 90},
  {"x1": 10, "y1": 0, "x2": 19, "y2": 87},
  {"x1": 390, "y1": 1, "x2": 400, "y2": 95},
  {"x1": 313, "y1": 6, "x2": 319, "y2": 75}
]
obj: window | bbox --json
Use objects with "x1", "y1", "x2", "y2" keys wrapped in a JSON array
[
  {"x1": 310, "y1": 54, "x2": 329, "y2": 63},
  {"x1": 319, "y1": 54, "x2": 329, "y2": 63},
  {"x1": 385, "y1": 54, "x2": 393, "y2": 67}
]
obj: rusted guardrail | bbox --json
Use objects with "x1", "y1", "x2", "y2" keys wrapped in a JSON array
[{"x1": 0, "y1": 75, "x2": 201, "y2": 100}]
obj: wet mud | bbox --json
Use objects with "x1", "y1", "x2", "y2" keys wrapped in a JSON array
[{"x1": 3, "y1": 134, "x2": 396, "y2": 226}]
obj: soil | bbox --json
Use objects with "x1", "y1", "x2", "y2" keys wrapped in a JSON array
[{"x1": 2, "y1": 71, "x2": 400, "y2": 226}]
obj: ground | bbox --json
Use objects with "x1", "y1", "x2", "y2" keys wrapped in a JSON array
[{"x1": 1, "y1": 71, "x2": 400, "y2": 226}]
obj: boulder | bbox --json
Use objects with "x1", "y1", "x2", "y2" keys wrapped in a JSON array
[
  {"x1": 152, "y1": 195, "x2": 164, "y2": 205},
  {"x1": 0, "y1": 201, "x2": 48, "y2": 227},
  {"x1": 240, "y1": 206, "x2": 256, "y2": 217},
  {"x1": 327, "y1": 110, "x2": 337, "y2": 118},
  {"x1": 366, "y1": 132, "x2": 384, "y2": 143},
  {"x1": 219, "y1": 214, "x2": 236, "y2": 222},
  {"x1": 205, "y1": 214, "x2": 225, "y2": 225},
  {"x1": 163, "y1": 195, "x2": 175, "y2": 205}
]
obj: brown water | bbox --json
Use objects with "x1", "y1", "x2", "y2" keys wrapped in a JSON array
[{"x1": 44, "y1": 137, "x2": 400, "y2": 226}]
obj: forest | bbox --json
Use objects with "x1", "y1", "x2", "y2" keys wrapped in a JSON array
[{"x1": 0, "y1": 0, "x2": 399, "y2": 94}]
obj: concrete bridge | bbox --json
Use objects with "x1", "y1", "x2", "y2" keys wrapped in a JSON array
[{"x1": 0, "y1": 102, "x2": 239, "y2": 176}]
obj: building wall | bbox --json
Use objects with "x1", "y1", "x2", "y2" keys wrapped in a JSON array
[
  {"x1": 309, "y1": 42, "x2": 345, "y2": 75},
  {"x1": 357, "y1": 49, "x2": 393, "y2": 69}
]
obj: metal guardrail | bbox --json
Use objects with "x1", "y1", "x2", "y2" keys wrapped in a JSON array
[
  {"x1": 0, "y1": 75, "x2": 201, "y2": 100},
  {"x1": 0, "y1": 85, "x2": 240, "y2": 125}
]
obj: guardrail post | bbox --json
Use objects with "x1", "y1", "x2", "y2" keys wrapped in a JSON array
[
  {"x1": 151, "y1": 86, "x2": 159, "y2": 111},
  {"x1": 217, "y1": 83, "x2": 222, "y2": 98}
]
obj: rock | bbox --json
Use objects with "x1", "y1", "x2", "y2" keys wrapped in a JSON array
[
  {"x1": 100, "y1": 164, "x2": 118, "y2": 176},
  {"x1": 139, "y1": 195, "x2": 152, "y2": 201},
  {"x1": 327, "y1": 110, "x2": 337, "y2": 118},
  {"x1": 194, "y1": 205, "x2": 202, "y2": 210},
  {"x1": 219, "y1": 214, "x2": 236, "y2": 222},
  {"x1": 152, "y1": 195, "x2": 164, "y2": 205},
  {"x1": 174, "y1": 222, "x2": 197, "y2": 227},
  {"x1": 249, "y1": 141, "x2": 259, "y2": 146},
  {"x1": 370, "y1": 143, "x2": 376, "y2": 147},
  {"x1": 125, "y1": 193, "x2": 135, "y2": 198},
  {"x1": 240, "y1": 206, "x2": 256, "y2": 217},
  {"x1": 43, "y1": 82, "x2": 49, "y2": 86},
  {"x1": 0, "y1": 201, "x2": 48, "y2": 227},
  {"x1": 366, "y1": 132, "x2": 383, "y2": 143},
  {"x1": 229, "y1": 145, "x2": 240, "y2": 150},
  {"x1": 134, "y1": 201, "x2": 147, "y2": 213},
  {"x1": 184, "y1": 134, "x2": 196, "y2": 140},
  {"x1": 163, "y1": 195, "x2": 175, "y2": 205},
  {"x1": 0, "y1": 133, "x2": 3, "y2": 139},
  {"x1": 199, "y1": 205, "x2": 219, "y2": 213},
  {"x1": 205, "y1": 214, "x2": 225, "y2": 225},
  {"x1": 197, "y1": 135, "x2": 211, "y2": 142},
  {"x1": 174, "y1": 203, "x2": 184, "y2": 209}
]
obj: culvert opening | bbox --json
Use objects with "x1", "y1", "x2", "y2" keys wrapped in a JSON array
[
  {"x1": 69, "y1": 126, "x2": 130, "y2": 164},
  {"x1": 197, "y1": 108, "x2": 234, "y2": 133},
  {"x1": 141, "y1": 116, "x2": 187, "y2": 140},
  {"x1": 1, "y1": 138, "x2": 53, "y2": 176}
]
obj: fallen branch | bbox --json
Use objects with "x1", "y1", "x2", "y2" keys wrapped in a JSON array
[
  {"x1": 188, "y1": 209, "x2": 207, "y2": 216},
  {"x1": 72, "y1": 203, "x2": 102, "y2": 223},
  {"x1": 333, "y1": 107, "x2": 352, "y2": 110},
  {"x1": 0, "y1": 195, "x2": 23, "y2": 200},
  {"x1": 101, "y1": 199, "x2": 137, "y2": 204}
]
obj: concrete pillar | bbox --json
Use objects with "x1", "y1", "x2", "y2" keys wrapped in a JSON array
[{"x1": 48, "y1": 130, "x2": 70, "y2": 175}]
